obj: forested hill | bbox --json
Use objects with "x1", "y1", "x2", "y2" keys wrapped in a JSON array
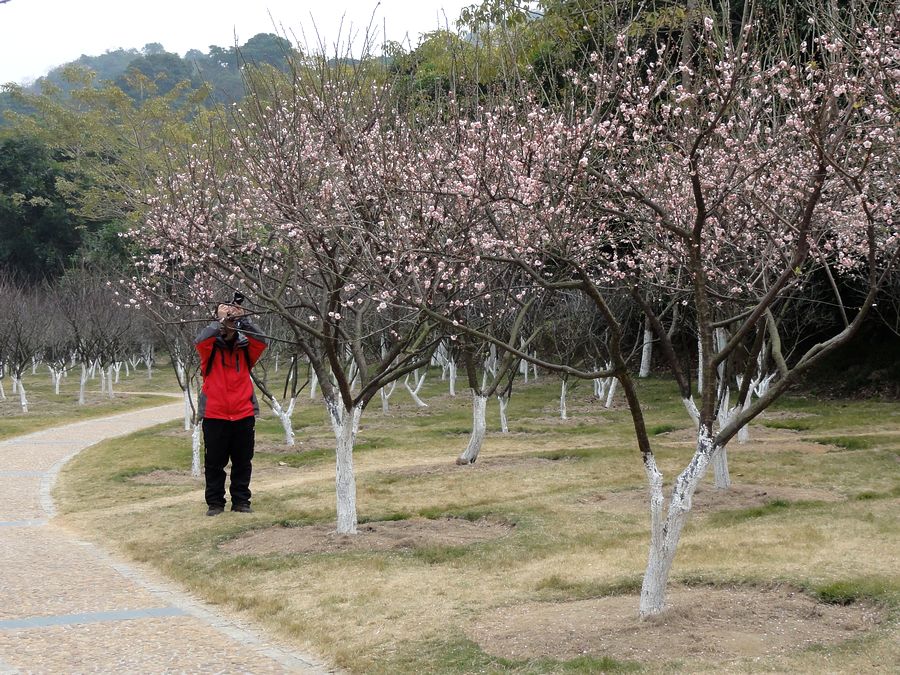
[{"x1": 0, "y1": 32, "x2": 295, "y2": 114}]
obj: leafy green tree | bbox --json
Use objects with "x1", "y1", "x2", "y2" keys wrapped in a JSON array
[{"x1": 0, "y1": 135, "x2": 84, "y2": 279}]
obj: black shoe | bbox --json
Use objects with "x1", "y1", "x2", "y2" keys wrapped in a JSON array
[
  {"x1": 206, "y1": 506, "x2": 224, "y2": 517},
  {"x1": 231, "y1": 504, "x2": 253, "y2": 513}
]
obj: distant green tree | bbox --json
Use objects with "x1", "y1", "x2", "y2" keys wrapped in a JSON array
[
  {"x1": 0, "y1": 135, "x2": 85, "y2": 279},
  {"x1": 116, "y1": 51, "x2": 196, "y2": 99},
  {"x1": 238, "y1": 33, "x2": 294, "y2": 71}
]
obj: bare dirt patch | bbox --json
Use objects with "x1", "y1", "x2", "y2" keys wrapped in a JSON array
[
  {"x1": 576, "y1": 483, "x2": 840, "y2": 513},
  {"x1": 219, "y1": 517, "x2": 514, "y2": 555},
  {"x1": 657, "y1": 426, "x2": 829, "y2": 453},
  {"x1": 255, "y1": 438, "x2": 335, "y2": 455},
  {"x1": 472, "y1": 585, "x2": 882, "y2": 664},
  {"x1": 381, "y1": 454, "x2": 571, "y2": 479}
]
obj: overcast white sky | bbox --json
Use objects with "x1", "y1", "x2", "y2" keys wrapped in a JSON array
[{"x1": 0, "y1": 0, "x2": 473, "y2": 85}]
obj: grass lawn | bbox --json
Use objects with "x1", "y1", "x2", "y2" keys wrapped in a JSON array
[
  {"x1": 53, "y1": 372, "x2": 900, "y2": 673},
  {"x1": 0, "y1": 360, "x2": 181, "y2": 440}
]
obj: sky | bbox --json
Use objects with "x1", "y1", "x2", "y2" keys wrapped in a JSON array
[{"x1": 0, "y1": 0, "x2": 474, "y2": 85}]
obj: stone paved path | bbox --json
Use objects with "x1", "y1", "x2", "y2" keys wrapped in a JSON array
[{"x1": 0, "y1": 403, "x2": 332, "y2": 674}]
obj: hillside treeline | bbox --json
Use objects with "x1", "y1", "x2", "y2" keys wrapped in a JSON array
[{"x1": 0, "y1": 0, "x2": 897, "y2": 385}]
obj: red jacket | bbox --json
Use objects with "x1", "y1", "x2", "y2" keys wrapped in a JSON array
[{"x1": 195, "y1": 321, "x2": 267, "y2": 421}]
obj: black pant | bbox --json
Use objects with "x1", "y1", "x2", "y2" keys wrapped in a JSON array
[{"x1": 202, "y1": 416, "x2": 255, "y2": 508}]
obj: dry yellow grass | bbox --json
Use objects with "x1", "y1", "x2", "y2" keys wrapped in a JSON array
[{"x1": 54, "y1": 377, "x2": 900, "y2": 673}]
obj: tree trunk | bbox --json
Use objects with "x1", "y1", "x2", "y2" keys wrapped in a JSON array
[
  {"x1": 605, "y1": 376, "x2": 618, "y2": 408},
  {"x1": 639, "y1": 430, "x2": 714, "y2": 617},
  {"x1": 711, "y1": 446, "x2": 731, "y2": 489},
  {"x1": 639, "y1": 318, "x2": 653, "y2": 377},
  {"x1": 16, "y1": 376, "x2": 28, "y2": 413},
  {"x1": 405, "y1": 370, "x2": 428, "y2": 407},
  {"x1": 191, "y1": 423, "x2": 202, "y2": 478},
  {"x1": 448, "y1": 360, "x2": 457, "y2": 396},
  {"x1": 272, "y1": 398, "x2": 297, "y2": 446},
  {"x1": 183, "y1": 389, "x2": 192, "y2": 431},
  {"x1": 310, "y1": 370, "x2": 318, "y2": 399},
  {"x1": 560, "y1": 379, "x2": 568, "y2": 420},
  {"x1": 106, "y1": 366, "x2": 115, "y2": 398},
  {"x1": 497, "y1": 394, "x2": 509, "y2": 433},
  {"x1": 457, "y1": 393, "x2": 488, "y2": 465},
  {"x1": 380, "y1": 381, "x2": 396, "y2": 414},
  {"x1": 697, "y1": 334, "x2": 704, "y2": 394},
  {"x1": 78, "y1": 363, "x2": 87, "y2": 405},
  {"x1": 327, "y1": 400, "x2": 362, "y2": 534}
]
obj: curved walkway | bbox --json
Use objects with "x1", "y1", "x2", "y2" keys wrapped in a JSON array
[{"x1": 0, "y1": 403, "x2": 331, "y2": 674}]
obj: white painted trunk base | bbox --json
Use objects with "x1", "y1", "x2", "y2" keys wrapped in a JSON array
[
  {"x1": 405, "y1": 370, "x2": 428, "y2": 407},
  {"x1": 605, "y1": 377, "x2": 618, "y2": 408},
  {"x1": 457, "y1": 394, "x2": 488, "y2": 465},
  {"x1": 328, "y1": 402, "x2": 362, "y2": 534},
  {"x1": 191, "y1": 424, "x2": 202, "y2": 478},
  {"x1": 497, "y1": 394, "x2": 509, "y2": 433},
  {"x1": 78, "y1": 364, "x2": 87, "y2": 405},
  {"x1": 639, "y1": 430, "x2": 715, "y2": 617},
  {"x1": 272, "y1": 398, "x2": 297, "y2": 446},
  {"x1": 16, "y1": 377, "x2": 28, "y2": 413},
  {"x1": 559, "y1": 380, "x2": 568, "y2": 420},
  {"x1": 639, "y1": 322, "x2": 653, "y2": 378}
]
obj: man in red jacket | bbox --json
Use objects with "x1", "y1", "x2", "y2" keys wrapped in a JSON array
[{"x1": 195, "y1": 301, "x2": 267, "y2": 516}]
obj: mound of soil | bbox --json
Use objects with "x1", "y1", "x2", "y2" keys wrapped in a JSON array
[
  {"x1": 382, "y1": 455, "x2": 570, "y2": 479},
  {"x1": 656, "y1": 426, "x2": 829, "y2": 454},
  {"x1": 219, "y1": 517, "x2": 513, "y2": 556},
  {"x1": 576, "y1": 483, "x2": 840, "y2": 513},
  {"x1": 254, "y1": 439, "x2": 335, "y2": 455},
  {"x1": 472, "y1": 586, "x2": 882, "y2": 663}
]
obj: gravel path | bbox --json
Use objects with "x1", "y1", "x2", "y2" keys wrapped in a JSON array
[{"x1": 0, "y1": 403, "x2": 332, "y2": 674}]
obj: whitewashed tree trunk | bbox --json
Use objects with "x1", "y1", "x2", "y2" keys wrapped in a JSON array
[
  {"x1": 639, "y1": 430, "x2": 715, "y2": 617},
  {"x1": 380, "y1": 380, "x2": 397, "y2": 414},
  {"x1": 520, "y1": 356, "x2": 529, "y2": 383},
  {"x1": 559, "y1": 379, "x2": 569, "y2": 420},
  {"x1": 78, "y1": 363, "x2": 88, "y2": 405},
  {"x1": 272, "y1": 398, "x2": 297, "y2": 446},
  {"x1": 309, "y1": 370, "x2": 318, "y2": 399},
  {"x1": 497, "y1": 394, "x2": 509, "y2": 433},
  {"x1": 605, "y1": 376, "x2": 618, "y2": 408},
  {"x1": 712, "y1": 389, "x2": 733, "y2": 489},
  {"x1": 532, "y1": 362, "x2": 538, "y2": 381},
  {"x1": 639, "y1": 318, "x2": 653, "y2": 377},
  {"x1": 106, "y1": 366, "x2": 115, "y2": 398},
  {"x1": 113, "y1": 362, "x2": 122, "y2": 383},
  {"x1": 683, "y1": 397, "x2": 701, "y2": 429},
  {"x1": 448, "y1": 360, "x2": 457, "y2": 396},
  {"x1": 16, "y1": 376, "x2": 28, "y2": 413},
  {"x1": 143, "y1": 351, "x2": 153, "y2": 379},
  {"x1": 191, "y1": 423, "x2": 202, "y2": 478},
  {"x1": 183, "y1": 389, "x2": 192, "y2": 431},
  {"x1": 457, "y1": 393, "x2": 488, "y2": 465},
  {"x1": 327, "y1": 399, "x2": 361, "y2": 534},
  {"x1": 11, "y1": 376, "x2": 18, "y2": 394},
  {"x1": 405, "y1": 369, "x2": 428, "y2": 407},
  {"x1": 696, "y1": 334, "x2": 703, "y2": 394},
  {"x1": 711, "y1": 446, "x2": 731, "y2": 489},
  {"x1": 0, "y1": 378, "x2": 5, "y2": 401},
  {"x1": 593, "y1": 377, "x2": 607, "y2": 399}
]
